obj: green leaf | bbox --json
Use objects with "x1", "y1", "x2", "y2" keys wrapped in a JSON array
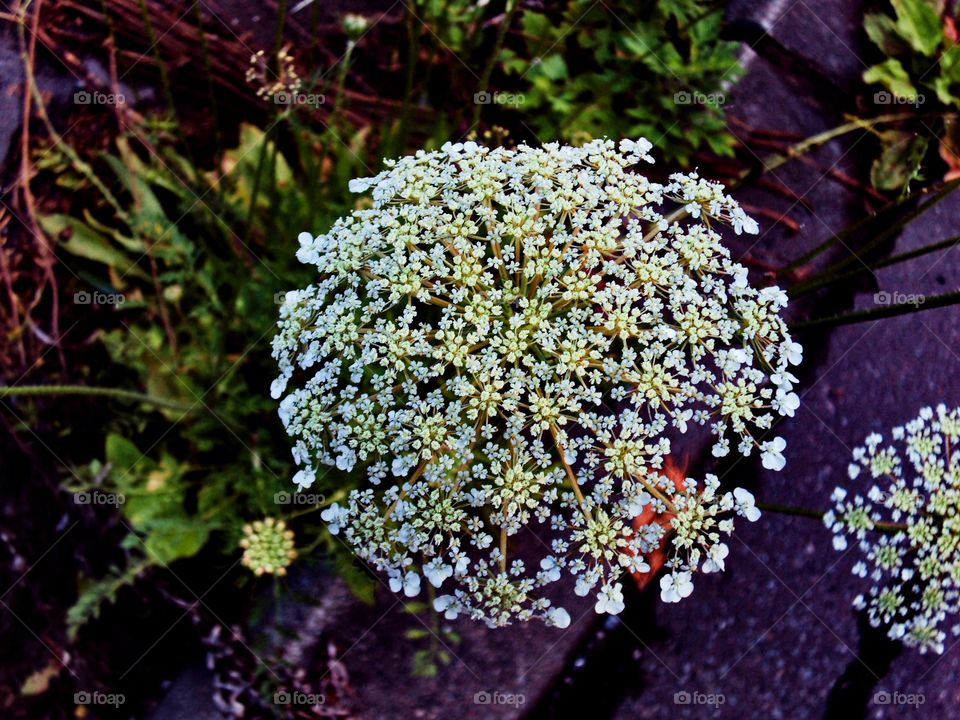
[
  {"x1": 863, "y1": 58, "x2": 918, "y2": 98},
  {"x1": 81, "y1": 209, "x2": 146, "y2": 254},
  {"x1": 864, "y1": 12, "x2": 911, "y2": 55},
  {"x1": 411, "y1": 649, "x2": 439, "y2": 678},
  {"x1": 536, "y1": 54, "x2": 568, "y2": 82},
  {"x1": 520, "y1": 11, "x2": 552, "y2": 39},
  {"x1": 142, "y1": 520, "x2": 210, "y2": 564},
  {"x1": 20, "y1": 662, "x2": 61, "y2": 696},
  {"x1": 933, "y1": 45, "x2": 960, "y2": 105},
  {"x1": 870, "y1": 132, "x2": 929, "y2": 191},
  {"x1": 39, "y1": 214, "x2": 148, "y2": 280},
  {"x1": 104, "y1": 153, "x2": 166, "y2": 220},
  {"x1": 66, "y1": 560, "x2": 149, "y2": 640},
  {"x1": 891, "y1": 0, "x2": 943, "y2": 56},
  {"x1": 105, "y1": 433, "x2": 145, "y2": 472}
]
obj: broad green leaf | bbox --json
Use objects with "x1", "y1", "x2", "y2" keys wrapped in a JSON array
[
  {"x1": 143, "y1": 520, "x2": 210, "y2": 564},
  {"x1": 891, "y1": 0, "x2": 943, "y2": 55}
]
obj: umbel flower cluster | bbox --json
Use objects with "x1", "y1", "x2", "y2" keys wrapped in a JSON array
[
  {"x1": 272, "y1": 138, "x2": 801, "y2": 627},
  {"x1": 240, "y1": 518, "x2": 297, "y2": 577},
  {"x1": 826, "y1": 405, "x2": 960, "y2": 654}
]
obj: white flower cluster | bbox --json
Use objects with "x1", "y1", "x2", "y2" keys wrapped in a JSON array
[
  {"x1": 826, "y1": 405, "x2": 960, "y2": 653},
  {"x1": 272, "y1": 138, "x2": 800, "y2": 627}
]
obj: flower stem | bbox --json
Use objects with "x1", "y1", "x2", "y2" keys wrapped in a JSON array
[
  {"x1": 0, "y1": 384, "x2": 195, "y2": 413},
  {"x1": 789, "y1": 289, "x2": 960, "y2": 333},
  {"x1": 550, "y1": 424, "x2": 593, "y2": 523},
  {"x1": 758, "y1": 501, "x2": 907, "y2": 533},
  {"x1": 756, "y1": 501, "x2": 823, "y2": 520},
  {"x1": 470, "y1": 0, "x2": 519, "y2": 128}
]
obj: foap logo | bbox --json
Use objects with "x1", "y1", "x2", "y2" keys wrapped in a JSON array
[
  {"x1": 74, "y1": 691, "x2": 126, "y2": 708},
  {"x1": 473, "y1": 690, "x2": 526, "y2": 706},
  {"x1": 74, "y1": 90, "x2": 125, "y2": 106},
  {"x1": 473, "y1": 91, "x2": 525, "y2": 107},
  {"x1": 274, "y1": 491, "x2": 325, "y2": 506},
  {"x1": 74, "y1": 290, "x2": 125, "y2": 306},
  {"x1": 674, "y1": 90, "x2": 725, "y2": 107},
  {"x1": 874, "y1": 690, "x2": 925, "y2": 707},
  {"x1": 74, "y1": 490, "x2": 125, "y2": 507},
  {"x1": 874, "y1": 90, "x2": 925, "y2": 107},
  {"x1": 274, "y1": 690, "x2": 326, "y2": 706},
  {"x1": 874, "y1": 290, "x2": 925, "y2": 307},
  {"x1": 674, "y1": 690, "x2": 725, "y2": 707},
  {"x1": 274, "y1": 91, "x2": 325, "y2": 107}
]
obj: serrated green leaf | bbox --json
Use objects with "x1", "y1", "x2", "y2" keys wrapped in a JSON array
[{"x1": 66, "y1": 560, "x2": 149, "y2": 640}]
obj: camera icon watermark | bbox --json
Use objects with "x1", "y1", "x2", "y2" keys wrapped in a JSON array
[
  {"x1": 674, "y1": 90, "x2": 725, "y2": 107},
  {"x1": 874, "y1": 290, "x2": 925, "y2": 307},
  {"x1": 874, "y1": 690, "x2": 924, "y2": 707},
  {"x1": 473, "y1": 91, "x2": 525, "y2": 107},
  {"x1": 873, "y1": 90, "x2": 924, "y2": 107},
  {"x1": 74, "y1": 90, "x2": 125, "y2": 106},
  {"x1": 273, "y1": 91, "x2": 325, "y2": 107},
  {"x1": 74, "y1": 691, "x2": 125, "y2": 707},
  {"x1": 473, "y1": 690, "x2": 525, "y2": 706},
  {"x1": 74, "y1": 290, "x2": 125, "y2": 306},
  {"x1": 674, "y1": 690, "x2": 725, "y2": 707},
  {"x1": 274, "y1": 690, "x2": 326, "y2": 706},
  {"x1": 74, "y1": 490, "x2": 125, "y2": 507},
  {"x1": 274, "y1": 491, "x2": 325, "y2": 506}
]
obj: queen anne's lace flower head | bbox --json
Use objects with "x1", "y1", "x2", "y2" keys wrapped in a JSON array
[
  {"x1": 273, "y1": 138, "x2": 800, "y2": 627},
  {"x1": 826, "y1": 405, "x2": 960, "y2": 653}
]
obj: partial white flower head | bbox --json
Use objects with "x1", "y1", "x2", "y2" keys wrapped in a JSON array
[{"x1": 827, "y1": 405, "x2": 960, "y2": 654}]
